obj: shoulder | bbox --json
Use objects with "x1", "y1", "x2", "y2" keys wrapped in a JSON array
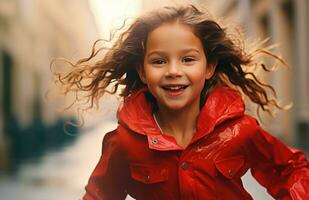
[
  {"x1": 100, "y1": 128, "x2": 124, "y2": 159},
  {"x1": 220, "y1": 114, "x2": 259, "y2": 132},
  {"x1": 235, "y1": 114, "x2": 273, "y2": 139},
  {"x1": 226, "y1": 115, "x2": 282, "y2": 152},
  {"x1": 102, "y1": 129, "x2": 118, "y2": 145},
  {"x1": 102, "y1": 125, "x2": 134, "y2": 145},
  {"x1": 237, "y1": 114, "x2": 259, "y2": 130},
  {"x1": 217, "y1": 114, "x2": 260, "y2": 143},
  {"x1": 102, "y1": 125, "x2": 149, "y2": 154},
  {"x1": 89, "y1": 129, "x2": 129, "y2": 180},
  {"x1": 102, "y1": 129, "x2": 120, "y2": 146}
]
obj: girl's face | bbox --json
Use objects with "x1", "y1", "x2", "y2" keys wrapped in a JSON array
[{"x1": 139, "y1": 22, "x2": 215, "y2": 112}]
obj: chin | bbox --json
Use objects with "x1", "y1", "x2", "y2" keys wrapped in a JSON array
[{"x1": 162, "y1": 101, "x2": 190, "y2": 111}]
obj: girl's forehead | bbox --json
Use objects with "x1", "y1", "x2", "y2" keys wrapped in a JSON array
[{"x1": 145, "y1": 23, "x2": 203, "y2": 54}]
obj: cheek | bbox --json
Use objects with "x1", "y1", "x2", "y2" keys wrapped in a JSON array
[
  {"x1": 195, "y1": 74, "x2": 207, "y2": 90},
  {"x1": 190, "y1": 66, "x2": 208, "y2": 83},
  {"x1": 189, "y1": 69, "x2": 208, "y2": 93},
  {"x1": 144, "y1": 68, "x2": 162, "y2": 84}
]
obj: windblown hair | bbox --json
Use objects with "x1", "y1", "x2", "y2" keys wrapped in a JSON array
[{"x1": 53, "y1": 5, "x2": 284, "y2": 117}]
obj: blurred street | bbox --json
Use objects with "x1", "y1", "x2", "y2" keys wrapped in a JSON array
[
  {"x1": 0, "y1": 120, "x2": 273, "y2": 200},
  {"x1": 0, "y1": 120, "x2": 118, "y2": 200}
]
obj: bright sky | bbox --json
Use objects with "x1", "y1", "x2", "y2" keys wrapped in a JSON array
[{"x1": 89, "y1": 0, "x2": 142, "y2": 39}]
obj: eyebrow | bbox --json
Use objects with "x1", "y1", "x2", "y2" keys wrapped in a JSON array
[{"x1": 146, "y1": 48, "x2": 201, "y2": 57}]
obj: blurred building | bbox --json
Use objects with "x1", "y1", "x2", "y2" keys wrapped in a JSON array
[
  {"x1": 200, "y1": 0, "x2": 309, "y2": 153},
  {"x1": 0, "y1": 0, "x2": 99, "y2": 171}
]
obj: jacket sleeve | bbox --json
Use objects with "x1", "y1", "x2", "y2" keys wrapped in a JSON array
[
  {"x1": 83, "y1": 130, "x2": 128, "y2": 200},
  {"x1": 246, "y1": 120, "x2": 309, "y2": 200}
]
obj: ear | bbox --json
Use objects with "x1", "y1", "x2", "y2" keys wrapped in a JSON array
[
  {"x1": 205, "y1": 62, "x2": 217, "y2": 80},
  {"x1": 137, "y1": 65, "x2": 147, "y2": 84}
]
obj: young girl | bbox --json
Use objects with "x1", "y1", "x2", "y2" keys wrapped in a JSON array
[{"x1": 56, "y1": 5, "x2": 308, "y2": 200}]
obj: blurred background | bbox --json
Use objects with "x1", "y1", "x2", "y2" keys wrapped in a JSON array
[{"x1": 0, "y1": 0, "x2": 308, "y2": 199}]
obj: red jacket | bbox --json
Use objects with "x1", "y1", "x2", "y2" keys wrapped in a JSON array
[{"x1": 83, "y1": 87, "x2": 309, "y2": 200}]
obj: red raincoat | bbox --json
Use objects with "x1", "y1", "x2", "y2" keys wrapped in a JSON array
[{"x1": 83, "y1": 87, "x2": 309, "y2": 200}]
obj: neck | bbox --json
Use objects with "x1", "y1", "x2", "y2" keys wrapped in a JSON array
[{"x1": 154, "y1": 102, "x2": 199, "y2": 147}]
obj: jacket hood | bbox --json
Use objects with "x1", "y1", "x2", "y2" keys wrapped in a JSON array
[{"x1": 117, "y1": 86, "x2": 245, "y2": 150}]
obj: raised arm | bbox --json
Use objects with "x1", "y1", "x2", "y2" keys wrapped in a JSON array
[{"x1": 246, "y1": 121, "x2": 309, "y2": 200}]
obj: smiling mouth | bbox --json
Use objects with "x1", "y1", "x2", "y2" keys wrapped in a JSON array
[{"x1": 161, "y1": 85, "x2": 189, "y2": 91}]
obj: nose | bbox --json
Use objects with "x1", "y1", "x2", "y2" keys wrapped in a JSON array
[{"x1": 165, "y1": 61, "x2": 182, "y2": 77}]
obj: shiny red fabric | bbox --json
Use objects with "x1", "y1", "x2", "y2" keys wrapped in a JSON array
[{"x1": 83, "y1": 87, "x2": 309, "y2": 200}]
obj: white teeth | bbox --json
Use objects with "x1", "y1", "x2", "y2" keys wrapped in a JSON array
[
  {"x1": 169, "y1": 86, "x2": 182, "y2": 90},
  {"x1": 162, "y1": 85, "x2": 186, "y2": 91}
]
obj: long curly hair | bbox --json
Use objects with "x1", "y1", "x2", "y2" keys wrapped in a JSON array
[{"x1": 53, "y1": 5, "x2": 284, "y2": 118}]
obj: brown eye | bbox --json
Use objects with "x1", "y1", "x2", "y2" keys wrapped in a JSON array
[
  {"x1": 152, "y1": 59, "x2": 166, "y2": 65},
  {"x1": 182, "y1": 57, "x2": 195, "y2": 63}
]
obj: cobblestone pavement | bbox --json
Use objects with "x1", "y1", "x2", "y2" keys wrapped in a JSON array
[{"x1": 0, "y1": 120, "x2": 273, "y2": 200}]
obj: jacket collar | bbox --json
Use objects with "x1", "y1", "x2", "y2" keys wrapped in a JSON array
[{"x1": 117, "y1": 86, "x2": 245, "y2": 151}]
